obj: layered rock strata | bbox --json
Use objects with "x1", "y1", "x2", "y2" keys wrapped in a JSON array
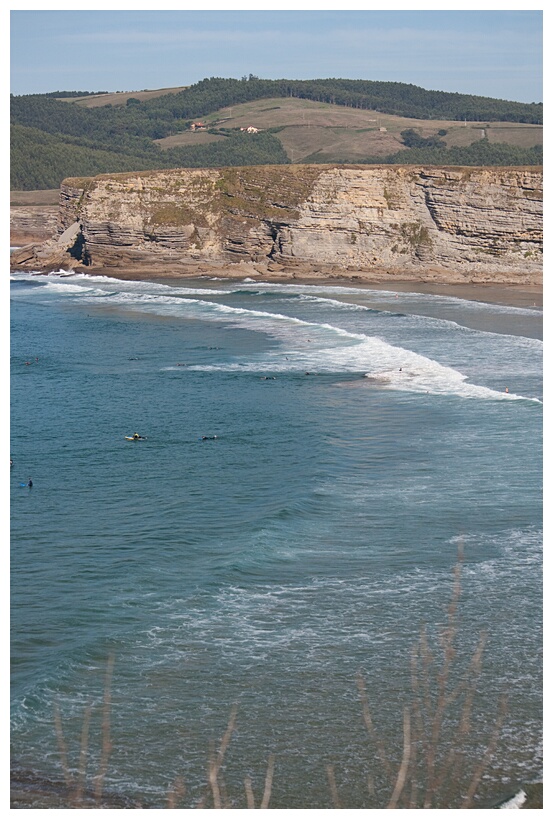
[
  {"x1": 11, "y1": 165, "x2": 542, "y2": 283},
  {"x1": 10, "y1": 205, "x2": 59, "y2": 245}
]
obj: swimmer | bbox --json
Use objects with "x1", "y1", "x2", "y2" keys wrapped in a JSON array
[{"x1": 201, "y1": 435, "x2": 218, "y2": 440}]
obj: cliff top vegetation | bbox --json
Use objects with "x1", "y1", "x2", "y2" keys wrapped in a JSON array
[{"x1": 11, "y1": 76, "x2": 543, "y2": 190}]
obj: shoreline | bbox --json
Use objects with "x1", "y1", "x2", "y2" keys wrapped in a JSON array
[{"x1": 62, "y1": 261, "x2": 543, "y2": 309}]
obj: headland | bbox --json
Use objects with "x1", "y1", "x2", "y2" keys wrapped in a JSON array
[{"x1": 11, "y1": 165, "x2": 542, "y2": 302}]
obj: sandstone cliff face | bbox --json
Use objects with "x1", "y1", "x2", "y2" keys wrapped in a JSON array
[
  {"x1": 11, "y1": 165, "x2": 542, "y2": 283},
  {"x1": 10, "y1": 205, "x2": 59, "y2": 245}
]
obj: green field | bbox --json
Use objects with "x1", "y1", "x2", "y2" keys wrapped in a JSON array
[
  {"x1": 153, "y1": 97, "x2": 542, "y2": 163},
  {"x1": 11, "y1": 80, "x2": 542, "y2": 190},
  {"x1": 61, "y1": 86, "x2": 189, "y2": 108}
]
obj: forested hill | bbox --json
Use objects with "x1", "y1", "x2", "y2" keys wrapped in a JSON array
[
  {"x1": 13, "y1": 77, "x2": 543, "y2": 128},
  {"x1": 11, "y1": 76, "x2": 543, "y2": 190}
]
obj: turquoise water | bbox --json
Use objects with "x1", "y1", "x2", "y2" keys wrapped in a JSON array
[{"x1": 10, "y1": 271, "x2": 542, "y2": 807}]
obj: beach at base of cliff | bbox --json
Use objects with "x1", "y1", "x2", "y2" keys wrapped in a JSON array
[{"x1": 62, "y1": 260, "x2": 543, "y2": 309}]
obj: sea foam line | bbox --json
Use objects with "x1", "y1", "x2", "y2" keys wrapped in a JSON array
[{"x1": 11, "y1": 272, "x2": 541, "y2": 403}]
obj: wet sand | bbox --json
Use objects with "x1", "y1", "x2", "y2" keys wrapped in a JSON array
[{"x1": 78, "y1": 262, "x2": 543, "y2": 310}]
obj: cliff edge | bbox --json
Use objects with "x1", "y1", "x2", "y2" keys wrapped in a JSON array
[{"x1": 11, "y1": 164, "x2": 542, "y2": 284}]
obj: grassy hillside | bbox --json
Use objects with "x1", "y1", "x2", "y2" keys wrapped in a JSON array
[
  {"x1": 11, "y1": 77, "x2": 543, "y2": 190},
  {"x1": 62, "y1": 86, "x2": 189, "y2": 108},
  {"x1": 10, "y1": 125, "x2": 289, "y2": 190},
  {"x1": 155, "y1": 97, "x2": 542, "y2": 163}
]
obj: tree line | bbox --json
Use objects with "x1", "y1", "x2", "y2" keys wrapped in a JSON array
[
  {"x1": 11, "y1": 126, "x2": 290, "y2": 190},
  {"x1": 10, "y1": 76, "x2": 542, "y2": 190}
]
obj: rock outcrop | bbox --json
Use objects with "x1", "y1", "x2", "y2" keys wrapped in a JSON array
[
  {"x1": 10, "y1": 204, "x2": 59, "y2": 245},
  {"x1": 11, "y1": 164, "x2": 542, "y2": 283}
]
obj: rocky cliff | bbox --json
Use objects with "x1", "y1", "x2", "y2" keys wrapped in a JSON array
[
  {"x1": 11, "y1": 164, "x2": 542, "y2": 283},
  {"x1": 10, "y1": 205, "x2": 59, "y2": 245}
]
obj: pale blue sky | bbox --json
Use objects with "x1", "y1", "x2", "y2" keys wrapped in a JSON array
[{"x1": 10, "y1": 9, "x2": 543, "y2": 103}]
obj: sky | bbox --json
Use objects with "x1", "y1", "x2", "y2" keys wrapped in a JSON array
[{"x1": 8, "y1": 6, "x2": 543, "y2": 104}]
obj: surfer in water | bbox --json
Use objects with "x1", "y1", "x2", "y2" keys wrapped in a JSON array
[
  {"x1": 27, "y1": 478, "x2": 33, "y2": 488},
  {"x1": 132, "y1": 432, "x2": 145, "y2": 440},
  {"x1": 201, "y1": 435, "x2": 218, "y2": 440}
]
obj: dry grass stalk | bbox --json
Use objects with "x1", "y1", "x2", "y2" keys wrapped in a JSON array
[
  {"x1": 244, "y1": 774, "x2": 255, "y2": 808},
  {"x1": 208, "y1": 744, "x2": 222, "y2": 809},
  {"x1": 421, "y1": 561, "x2": 462, "y2": 807},
  {"x1": 260, "y1": 753, "x2": 275, "y2": 809},
  {"x1": 73, "y1": 701, "x2": 93, "y2": 807},
  {"x1": 355, "y1": 672, "x2": 393, "y2": 780},
  {"x1": 167, "y1": 776, "x2": 186, "y2": 808},
  {"x1": 367, "y1": 773, "x2": 376, "y2": 798},
  {"x1": 356, "y1": 554, "x2": 506, "y2": 809},
  {"x1": 53, "y1": 700, "x2": 73, "y2": 791},
  {"x1": 326, "y1": 763, "x2": 341, "y2": 808},
  {"x1": 432, "y1": 630, "x2": 487, "y2": 803},
  {"x1": 386, "y1": 706, "x2": 411, "y2": 809},
  {"x1": 460, "y1": 693, "x2": 508, "y2": 809},
  {"x1": 53, "y1": 659, "x2": 116, "y2": 808},
  {"x1": 48, "y1": 551, "x2": 508, "y2": 810},
  {"x1": 94, "y1": 651, "x2": 114, "y2": 804},
  {"x1": 207, "y1": 704, "x2": 238, "y2": 808}
]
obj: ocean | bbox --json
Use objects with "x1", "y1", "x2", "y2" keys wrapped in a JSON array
[{"x1": 10, "y1": 270, "x2": 543, "y2": 808}]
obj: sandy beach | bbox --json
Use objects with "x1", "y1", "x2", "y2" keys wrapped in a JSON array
[{"x1": 68, "y1": 260, "x2": 543, "y2": 310}]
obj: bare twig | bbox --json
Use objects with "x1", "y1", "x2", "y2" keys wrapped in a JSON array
[
  {"x1": 244, "y1": 775, "x2": 255, "y2": 808},
  {"x1": 326, "y1": 764, "x2": 341, "y2": 808},
  {"x1": 208, "y1": 704, "x2": 238, "y2": 808},
  {"x1": 94, "y1": 652, "x2": 114, "y2": 804},
  {"x1": 367, "y1": 773, "x2": 375, "y2": 798},
  {"x1": 423, "y1": 561, "x2": 462, "y2": 808},
  {"x1": 208, "y1": 745, "x2": 222, "y2": 809},
  {"x1": 74, "y1": 701, "x2": 93, "y2": 807},
  {"x1": 356, "y1": 672, "x2": 393, "y2": 779},
  {"x1": 53, "y1": 700, "x2": 73, "y2": 791},
  {"x1": 461, "y1": 693, "x2": 508, "y2": 808},
  {"x1": 260, "y1": 754, "x2": 275, "y2": 809},
  {"x1": 434, "y1": 631, "x2": 487, "y2": 802},
  {"x1": 387, "y1": 706, "x2": 411, "y2": 809},
  {"x1": 167, "y1": 776, "x2": 186, "y2": 808},
  {"x1": 358, "y1": 546, "x2": 507, "y2": 810}
]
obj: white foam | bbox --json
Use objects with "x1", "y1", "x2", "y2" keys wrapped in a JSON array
[
  {"x1": 41, "y1": 281, "x2": 105, "y2": 295},
  {"x1": 298, "y1": 294, "x2": 372, "y2": 311},
  {"x1": 498, "y1": 789, "x2": 527, "y2": 809},
  {"x1": 10, "y1": 270, "x2": 228, "y2": 297},
  {"x1": 11, "y1": 272, "x2": 542, "y2": 403},
  {"x1": 175, "y1": 301, "x2": 540, "y2": 401},
  {"x1": 229, "y1": 281, "x2": 542, "y2": 316}
]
